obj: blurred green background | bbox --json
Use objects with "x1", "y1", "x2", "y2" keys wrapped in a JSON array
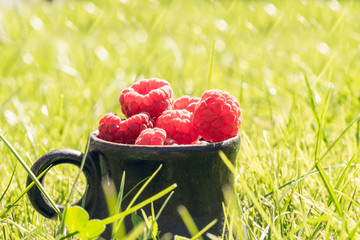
[{"x1": 1, "y1": 0, "x2": 360, "y2": 238}]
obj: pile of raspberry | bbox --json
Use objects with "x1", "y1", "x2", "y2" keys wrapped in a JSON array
[{"x1": 98, "y1": 78, "x2": 242, "y2": 145}]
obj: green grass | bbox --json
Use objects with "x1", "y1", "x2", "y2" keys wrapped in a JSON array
[{"x1": 1, "y1": 0, "x2": 360, "y2": 239}]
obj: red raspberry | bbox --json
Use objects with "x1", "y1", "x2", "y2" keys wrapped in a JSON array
[
  {"x1": 164, "y1": 138, "x2": 178, "y2": 145},
  {"x1": 98, "y1": 112, "x2": 153, "y2": 144},
  {"x1": 191, "y1": 89, "x2": 241, "y2": 142},
  {"x1": 119, "y1": 78, "x2": 174, "y2": 119},
  {"x1": 98, "y1": 113, "x2": 122, "y2": 135},
  {"x1": 156, "y1": 109, "x2": 199, "y2": 145},
  {"x1": 173, "y1": 96, "x2": 201, "y2": 113},
  {"x1": 135, "y1": 128, "x2": 167, "y2": 145}
]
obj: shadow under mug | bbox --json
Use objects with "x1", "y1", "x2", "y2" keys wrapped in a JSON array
[{"x1": 27, "y1": 131, "x2": 240, "y2": 239}]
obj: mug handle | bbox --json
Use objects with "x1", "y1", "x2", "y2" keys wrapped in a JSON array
[{"x1": 26, "y1": 149, "x2": 99, "y2": 219}]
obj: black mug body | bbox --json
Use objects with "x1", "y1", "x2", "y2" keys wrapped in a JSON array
[{"x1": 27, "y1": 131, "x2": 240, "y2": 239}]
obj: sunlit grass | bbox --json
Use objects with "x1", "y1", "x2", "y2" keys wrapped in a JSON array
[{"x1": 1, "y1": 0, "x2": 360, "y2": 239}]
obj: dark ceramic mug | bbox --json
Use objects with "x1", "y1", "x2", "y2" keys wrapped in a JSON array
[{"x1": 27, "y1": 131, "x2": 240, "y2": 239}]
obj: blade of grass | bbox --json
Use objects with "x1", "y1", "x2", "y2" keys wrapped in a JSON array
[
  {"x1": 333, "y1": 190, "x2": 360, "y2": 209},
  {"x1": 66, "y1": 133, "x2": 90, "y2": 205},
  {"x1": 109, "y1": 164, "x2": 163, "y2": 230},
  {"x1": 4, "y1": 218, "x2": 29, "y2": 234},
  {"x1": 58, "y1": 231, "x2": 79, "y2": 240},
  {"x1": 219, "y1": 151, "x2": 281, "y2": 239},
  {"x1": 329, "y1": 9, "x2": 347, "y2": 35},
  {"x1": 268, "y1": 163, "x2": 356, "y2": 208},
  {"x1": 0, "y1": 88, "x2": 20, "y2": 113},
  {"x1": 208, "y1": 40, "x2": 215, "y2": 90},
  {"x1": 263, "y1": 130, "x2": 283, "y2": 236},
  {"x1": 100, "y1": 184, "x2": 177, "y2": 225},
  {"x1": 149, "y1": 10, "x2": 166, "y2": 32},
  {"x1": 122, "y1": 222, "x2": 146, "y2": 240},
  {"x1": 0, "y1": 166, "x2": 51, "y2": 217},
  {"x1": 334, "y1": 152, "x2": 359, "y2": 191},
  {"x1": 58, "y1": 133, "x2": 91, "y2": 236},
  {"x1": 315, "y1": 83, "x2": 332, "y2": 161},
  {"x1": 294, "y1": 108, "x2": 360, "y2": 220},
  {"x1": 286, "y1": 96, "x2": 297, "y2": 132},
  {"x1": 0, "y1": 130, "x2": 61, "y2": 217},
  {"x1": 81, "y1": 185, "x2": 89, "y2": 208},
  {"x1": 265, "y1": 83, "x2": 275, "y2": 127},
  {"x1": 220, "y1": 148, "x2": 344, "y2": 239},
  {"x1": 115, "y1": 172, "x2": 126, "y2": 214},
  {"x1": 122, "y1": 176, "x2": 149, "y2": 201},
  {"x1": 324, "y1": 218, "x2": 332, "y2": 240},
  {"x1": 0, "y1": 166, "x2": 16, "y2": 203},
  {"x1": 206, "y1": 233, "x2": 221, "y2": 240},
  {"x1": 222, "y1": 187, "x2": 247, "y2": 240},
  {"x1": 348, "y1": 188, "x2": 357, "y2": 211},
  {"x1": 304, "y1": 74, "x2": 330, "y2": 148},
  {"x1": 219, "y1": 150, "x2": 249, "y2": 237},
  {"x1": 57, "y1": 94, "x2": 64, "y2": 132},
  {"x1": 19, "y1": 120, "x2": 36, "y2": 161},
  {"x1": 318, "y1": 113, "x2": 360, "y2": 164},
  {"x1": 315, "y1": 162, "x2": 343, "y2": 216},
  {"x1": 289, "y1": 112, "x2": 359, "y2": 232},
  {"x1": 178, "y1": 205, "x2": 202, "y2": 240},
  {"x1": 296, "y1": 140, "x2": 310, "y2": 238},
  {"x1": 145, "y1": 191, "x2": 174, "y2": 240},
  {"x1": 221, "y1": 202, "x2": 230, "y2": 240},
  {"x1": 191, "y1": 219, "x2": 218, "y2": 240},
  {"x1": 259, "y1": 225, "x2": 270, "y2": 240},
  {"x1": 112, "y1": 171, "x2": 127, "y2": 238},
  {"x1": 357, "y1": 119, "x2": 360, "y2": 147},
  {"x1": 310, "y1": 53, "x2": 336, "y2": 88},
  {"x1": 344, "y1": 71, "x2": 355, "y2": 98},
  {"x1": 218, "y1": 150, "x2": 235, "y2": 175},
  {"x1": 1, "y1": 226, "x2": 5, "y2": 240},
  {"x1": 102, "y1": 178, "x2": 118, "y2": 218},
  {"x1": 285, "y1": 215, "x2": 331, "y2": 238},
  {"x1": 311, "y1": 86, "x2": 343, "y2": 234},
  {"x1": 328, "y1": 151, "x2": 360, "y2": 208},
  {"x1": 232, "y1": 184, "x2": 245, "y2": 234},
  {"x1": 126, "y1": 164, "x2": 162, "y2": 211},
  {"x1": 140, "y1": 209, "x2": 155, "y2": 240},
  {"x1": 306, "y1": 191, "x2": 319, "y2": 219},
  {"x1": 304, "y1": 73, "x2": 320, "y2": 128},
  {"x1": 348, "y1": 216, "x2": 360, "y2": 238}
]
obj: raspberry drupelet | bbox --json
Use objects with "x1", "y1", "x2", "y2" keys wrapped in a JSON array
[
  {"x1": 98, "y1": 112, "x2": 153, "y2": 144},
  {"x1": 191, "y1": 89, "x2": 241, "y2": 143},
  {"x1": 173, "y1": 96, "x2": 201, "y2": 113},
  {"x1": 156, "y1": 109, "x2": 199, "y2": 145},
  {"x1": 119, "y1": 78, "x2": 174, "y2": 119},
  {"x1": 135, "y1": 127, "x2": 167, "y2": 145},
  {"x1": 164, "y1": 138, "x2": 178, "y2": 145}
]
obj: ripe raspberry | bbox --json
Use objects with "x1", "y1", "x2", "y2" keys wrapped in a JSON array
[
  {"x1": 173, "y1": 96, "x2": 201, "y2": 113},
  {"x1": 156, "y1": 109, "x2": 199, "y2": 145},
  {"x1": 119, "y1": 78, "x2": 174, "y2": 119},
  {"x1": 98, "y1": 112, "x2": 153, "y2": 144},
  {"x1": 135, "y1": 128, "x2": 167, "y2": 145},
  {"x1": 191, "y1": 89, "x2": 241, "y2": 142},
  {"x1": 164, "y1": 138, "x2": 178, "y2": 145},
  {"x1": 98, "y1": 113, "x2": 122, "y2": 135}
]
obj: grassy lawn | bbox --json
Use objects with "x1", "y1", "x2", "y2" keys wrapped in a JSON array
[{"x1": 1, "y1": 0, "x2": 360, "y2": 239}]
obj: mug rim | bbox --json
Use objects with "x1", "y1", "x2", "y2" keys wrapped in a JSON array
[{"x1": 90, "y1": 130, "x2": 240, "y2": 152}]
